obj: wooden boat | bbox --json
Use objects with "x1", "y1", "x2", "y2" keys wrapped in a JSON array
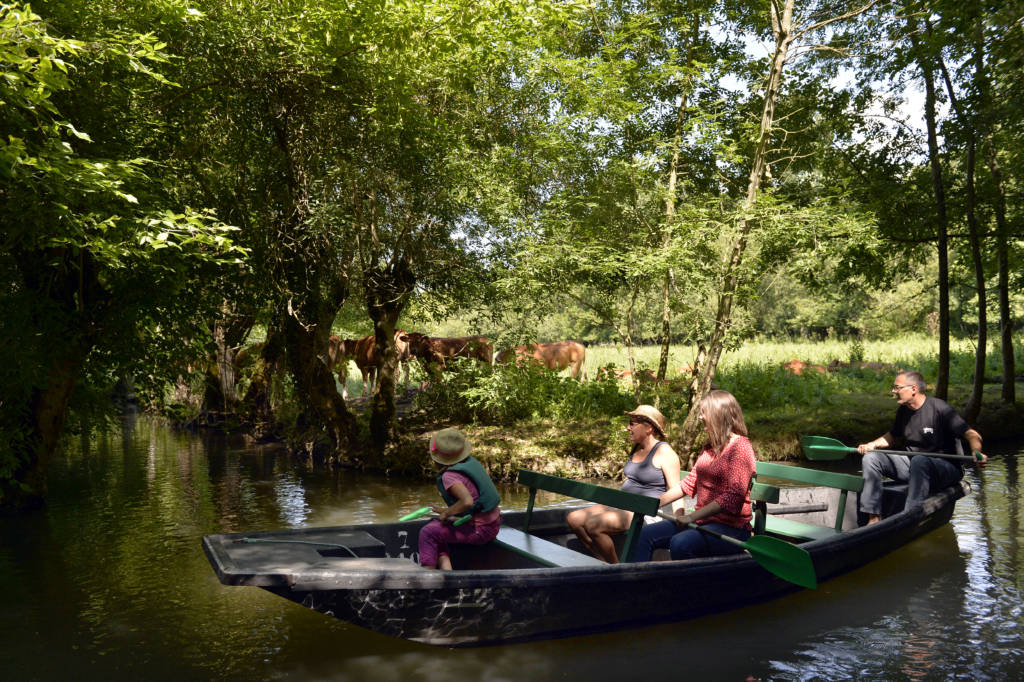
[{"x1": 202, "y1": 465, "x2": 969, "y2": 646}]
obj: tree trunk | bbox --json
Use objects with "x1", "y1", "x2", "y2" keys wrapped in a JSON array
[
  {"x1": 969, "y1": 9, "x2": 1016, "y2": 404},
  {"x1": 1, "y1": 348, "x2": 86, "y2": 511},
  {"x1": 2, "y1": 246, "x2": 102, "y2": 511},
  {"x1": 625, "y1": 283, "x2": 643, "y2": 405},
  {"x1": 911, "y1": 28, "x2": 950, "y2": 400},
  {"x1": 987, "y1": 140, "x2": 1015, "y2": 404},
  {"x1": 962, "y1": 20, "x2": 987, "y2": 423},
  {"x1": 686, "y1": 344, "x2": 707, "y2": 411},
  {"x1": 281, "y1": 308, "x2": 357, "y2": 458},
  {"x1": 938, "y1": 21, "x2": 985, "y2": 422},
  {"x1": 657, "y1": 274, "x2": 672, "y2": 382},
  {"x1": 656, "y1": 11, "x2": 700, "y2": 382},
  {"x1": 678, "y1": 0, "x2": 795, "y2": 463},
  {"x1": 202, "y1": 312, "x2": 254, "y2": 414},
  {"x1": 242, "y1": 332, "x2": 284, "y2": 423},
  {"x1": 365, "y1": 260, "x2": 415, "y2": 451},
  {"x1": 964, "y1": 136, "x2": 986, "y2": 424},
  {"x1": 268, "y1": 97, "x2": 356, "y2": 457}
]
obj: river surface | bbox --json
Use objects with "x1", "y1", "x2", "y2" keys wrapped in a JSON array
[{"x1": 2, "y1": 416, "x2": 1023, "y2": 681}]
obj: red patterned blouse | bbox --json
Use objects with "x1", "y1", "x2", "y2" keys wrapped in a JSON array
[{"x1": 680, "y1": 435, "x2": 756, "y2": 530}]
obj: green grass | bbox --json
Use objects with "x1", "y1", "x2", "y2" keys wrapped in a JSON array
[
  {"x1": 586, "y1": 334, "x2": 1020, "y2": 383},
  {"x1": 524, "y1": 334, "x2": 1022, "y2": 465}
]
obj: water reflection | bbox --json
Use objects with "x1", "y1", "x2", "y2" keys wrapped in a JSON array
[
  {"x1": 0, "y1": 418, "x2": 1021, "y2": 681},
  {"x1": 274, "y1": 472, "x2": 312, "y2": 527}
]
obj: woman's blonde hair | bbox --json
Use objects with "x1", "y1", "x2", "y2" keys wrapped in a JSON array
[{"x1": 699, "y1": 389, "x2": 748, "y2": 454}]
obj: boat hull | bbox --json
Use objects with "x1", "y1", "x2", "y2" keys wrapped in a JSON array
[{"x1": 202, "y1": 481, "x2": 966, "y2": 646}]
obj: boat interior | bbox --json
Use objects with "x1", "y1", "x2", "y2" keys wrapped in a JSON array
[{"x1": 209, "y1": 466, "x2": 916, "y2": 577}]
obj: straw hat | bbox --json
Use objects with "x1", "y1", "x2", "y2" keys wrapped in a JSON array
[
  {"x1": 624, "y1": 405, "x2": 668, "y2": 438},
  {"x1": 429, "y1": 428, "x2": 472, "y2": 465}
]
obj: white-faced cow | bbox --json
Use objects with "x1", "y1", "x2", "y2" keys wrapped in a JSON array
[
  {"x1": 496, "y1": 341, "x2": 587, "y2": 380},
  {"x1": 351, "y1": 330, "x2": 411, "y2": 397},
  {"x1": 327, "y1": 335, "x2": 360, "y2": 399},
  {"x1": 329, "y1": 331, "x2": 409, "y2": 399}
]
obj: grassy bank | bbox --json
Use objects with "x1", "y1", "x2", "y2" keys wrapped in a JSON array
[{"x1": 382, "y1": 335, "x2": 1023, "y2": 482}]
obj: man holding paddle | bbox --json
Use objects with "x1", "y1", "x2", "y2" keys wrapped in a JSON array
[{"x1": 857, "y1": 370, "x2": 987, "y2": 525}]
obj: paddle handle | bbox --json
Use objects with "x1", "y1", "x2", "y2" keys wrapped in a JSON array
[
  {"x1": 868, "y1": 448, "x2": 981, "y2": 464},
  {"x1": 399, "y1": 506, "x2": 472, "y2": 526},
  {"x1": 655, "y1": 511, "x2": 745, "y2": 548},
  {"x1": 399, "y1": 506, "x2": 432, "y2": 521}
]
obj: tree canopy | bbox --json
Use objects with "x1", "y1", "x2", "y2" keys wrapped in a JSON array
[{"x1": 1, "y1": 0, "x2": 1021, "y2": 508}]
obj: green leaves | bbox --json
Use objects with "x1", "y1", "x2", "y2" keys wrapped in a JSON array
[{"x1": 1, "y1": 1, "x2": 251, "y2": 504}]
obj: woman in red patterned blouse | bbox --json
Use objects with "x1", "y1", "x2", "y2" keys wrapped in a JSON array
[{"x1": 629, "y1": 390, "x2": 756, "y2": 562}]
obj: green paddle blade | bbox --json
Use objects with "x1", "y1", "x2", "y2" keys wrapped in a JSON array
[
  {"x1": 801, "y1": 435, "x2": 856, "y2": 461},
  {"x1": 663, "y1": 512, "x2": 819, "y2": 589},
  {"x1": 744, "y1": 534, "x2": 818, "y2": 589}
]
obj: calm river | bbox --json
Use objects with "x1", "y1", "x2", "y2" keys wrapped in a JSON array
[{"x1": 2, "y1": 416, "x2": 1023, "y2": 681}]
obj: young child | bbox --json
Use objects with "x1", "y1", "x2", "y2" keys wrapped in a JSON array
[{"x1": 418, "y1": 428, "x2": 502, "y2": 570}]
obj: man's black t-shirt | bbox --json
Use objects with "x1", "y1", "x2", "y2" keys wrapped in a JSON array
[{"x1": 891, "y1": 396, "x2": 969, "y2": 454}]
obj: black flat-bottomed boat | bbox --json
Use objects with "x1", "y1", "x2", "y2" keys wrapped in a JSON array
[{"x1": 202, "y1": 465, "x2": 968, "y2": 646}]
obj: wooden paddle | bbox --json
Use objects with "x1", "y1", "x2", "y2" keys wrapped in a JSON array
[
  {"x1": 399, "y1": 506, "x2": 472, "y2": 526},
  {"x1": 801, "y1": 435, "x2": 982, "y2": 464},
  {"x1": 656, "y1": 511, "x2": 818, "y2": 589}
]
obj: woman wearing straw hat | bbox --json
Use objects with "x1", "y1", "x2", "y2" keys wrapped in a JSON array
[
  {"x1": 418, "y1": 428, "x2": 502, "y2": 570},
  {"x1": 629, "y1": 390, "x2": 755, "y2": 562},
  {"x1": 566, "y1": 405, "x2": 681, "y2": 563}
]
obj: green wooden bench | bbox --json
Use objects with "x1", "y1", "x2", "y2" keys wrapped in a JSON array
[
  {"x1": 512, "y1": 469, "x2": 661, "y2": 564},
  {"x1": 753, "y1": 461, "x2": 864, "y2": 541}
]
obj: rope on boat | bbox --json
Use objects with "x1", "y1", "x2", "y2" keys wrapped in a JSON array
[{"x1": 234, "y1": 537, "x2": 360, "y2": 558}]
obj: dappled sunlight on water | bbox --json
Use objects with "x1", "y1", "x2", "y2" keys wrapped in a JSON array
[{"x1": 0, "y1": 418, "x2": 1021, "y2": 681}]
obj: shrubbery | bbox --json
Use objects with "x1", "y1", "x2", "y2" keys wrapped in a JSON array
[{"x1": 412, "y1": 359, "x2": 637, "y2": 425}]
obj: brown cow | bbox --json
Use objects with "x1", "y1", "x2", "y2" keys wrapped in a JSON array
[
  {"x1": 405, "y1": 333, "x2": 493, "y2": 381},
  {"x1": 350, "y1": 330, "x2": 411, "y2": 397},
  {"x1": 782, "y1": 359, "x2": 828, "y2": 376},
  {"x1": 596, "y1": 366, "x2": 655, "y2": 382},
  {"x1": 596, "y1": 366, "x2": 686, "y2": 391},
  {"x1": 827, "y1": 360, "x2": 901, "y2": 373},
  {"x1": 496, "y1": 341, "x2": 587, "y2": 380}
]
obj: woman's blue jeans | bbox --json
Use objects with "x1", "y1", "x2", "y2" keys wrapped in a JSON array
[{"x1": 629, "y1": 519, "x2": 750, "y2": 562}]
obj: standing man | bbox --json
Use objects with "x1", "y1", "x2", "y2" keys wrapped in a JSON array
[{"x1": 858, "y1": 370, "x2": 987, "y2": 525}]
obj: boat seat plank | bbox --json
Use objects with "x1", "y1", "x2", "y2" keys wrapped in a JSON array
[
  {"x1": 762, "y1": 515, "x2": 838, "y2": 541},
  {"x1": 494, "y1": 527, "x2": 606, "y2": 568}
]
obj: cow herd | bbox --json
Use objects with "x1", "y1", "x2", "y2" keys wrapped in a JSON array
[
  {"x1": 241, "y1": 336, "x2": 900, "y2": 403},
  {"x1": 324, "y1": 332, "x2": 589, "y2": 399},
  {"x1": 781, "y1": 359, "x2": 901, "y2": 376}
]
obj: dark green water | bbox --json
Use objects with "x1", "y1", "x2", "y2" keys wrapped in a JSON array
[{"x1": 2, "y1": 416, "x2": 1022, "y2": 681}]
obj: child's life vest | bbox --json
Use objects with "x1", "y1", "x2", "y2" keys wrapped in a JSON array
[{"x1": 436, "y1": 456, "x2": 501, "y2": 514}]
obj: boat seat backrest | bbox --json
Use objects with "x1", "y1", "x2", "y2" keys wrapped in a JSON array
[
  {"x1": 753, "y1": 461, "x2": 864, "y2": 535},
  {"x1": 516, "y1": 469, "x2": 660, "y2": 563}
]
